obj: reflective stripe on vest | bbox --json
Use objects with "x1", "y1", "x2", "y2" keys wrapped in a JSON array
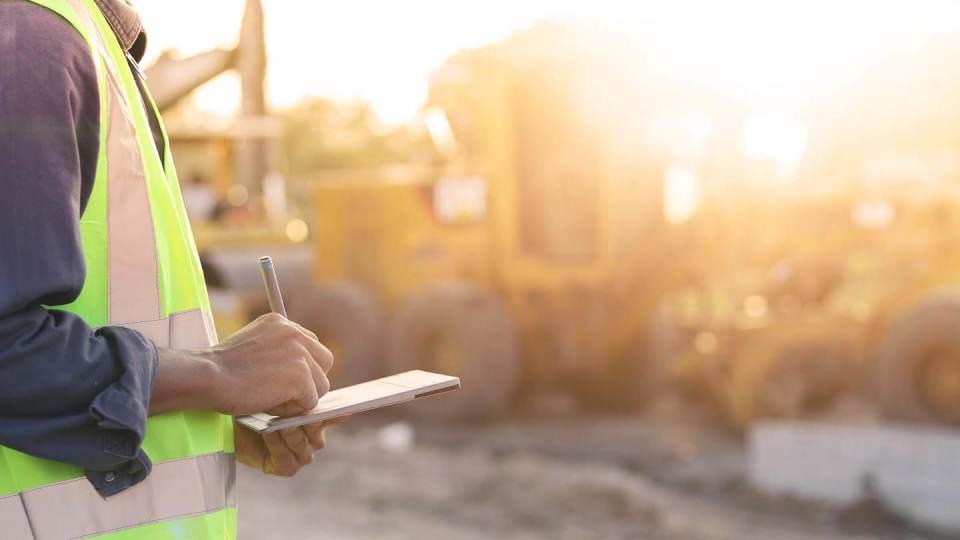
[
  {"x1": 0, "y1": 452, "x2": 235, "y2": 540},
  {"x1": 0, "y1": 0, "x2": 235, "y2": 538}
]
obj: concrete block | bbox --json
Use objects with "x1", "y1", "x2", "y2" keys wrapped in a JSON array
[{"x1": 748, "y1": 422, "x2": 960, "y2": 534}]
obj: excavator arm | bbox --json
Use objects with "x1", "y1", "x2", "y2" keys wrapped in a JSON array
[{"x1": 144, "y1": 0, "x2": 264, "y2": 115}]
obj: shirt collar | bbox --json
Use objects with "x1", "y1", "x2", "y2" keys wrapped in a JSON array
[{"x1": 93, "y1": 0, "x2": 147, "y2": 61}]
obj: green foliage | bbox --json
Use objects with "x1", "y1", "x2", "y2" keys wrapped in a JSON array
[{"x1": 280, "y1": 98, "x2": 435, "y2": 177}]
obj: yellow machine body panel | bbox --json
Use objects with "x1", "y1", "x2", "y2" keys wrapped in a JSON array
[{"x1": 312, "y1": 173, "x2": 492, "y2": 310}]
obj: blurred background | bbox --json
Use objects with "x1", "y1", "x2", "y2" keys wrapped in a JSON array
[{"x1": 144, "y1": 0, "x2": 960, "y2": 537}]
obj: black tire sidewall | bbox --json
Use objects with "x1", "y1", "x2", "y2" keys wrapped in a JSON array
[
  {"x1": 386, "y1": 282, "x2": 519, "y2": 421},
  {"x1": 874, "y1": 296, "x2": 960, "y2": 424}
]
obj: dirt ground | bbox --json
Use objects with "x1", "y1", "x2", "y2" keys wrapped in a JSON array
[{"x1": 236, "y1": 403, "x2": 950, "y2": 540}]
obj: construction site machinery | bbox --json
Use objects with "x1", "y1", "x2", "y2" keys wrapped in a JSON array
[
  {"x1": 302, "y1": 22, "x2": 960, "y2": 427},
  {"x1": 302, "y1": 26, "x2": 683, "y2": 419},
  {"x1": 151, "y1": 6, "x2": 960, "y2": 428}
]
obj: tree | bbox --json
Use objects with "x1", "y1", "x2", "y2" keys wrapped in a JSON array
[{"x1": 280, "y1": 98, "x2": 435, "y2": 177}]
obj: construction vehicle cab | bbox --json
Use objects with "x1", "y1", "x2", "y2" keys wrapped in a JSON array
[{"x1": 309, "y1": 24, "x2": 670, "y2": 417}]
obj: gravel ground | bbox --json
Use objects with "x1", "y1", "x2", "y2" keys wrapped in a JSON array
[{"x1": 236, "y1": 410, "x2": 947, "y2": 540}]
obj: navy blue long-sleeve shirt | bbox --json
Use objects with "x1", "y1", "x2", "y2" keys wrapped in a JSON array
[{"x1": 0, "y1": 1, "x2": 158, "y2": 496}]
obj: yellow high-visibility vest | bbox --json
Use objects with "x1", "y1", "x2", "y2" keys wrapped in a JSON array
[{"x1": 0, "y1": 0, "x2": 236, "y2": 538}]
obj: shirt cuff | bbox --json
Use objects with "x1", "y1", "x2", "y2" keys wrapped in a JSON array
[
  {"x1": 85, "y1": 450, "x2": 152, "y2": 498},
  {"x1": 89, "y1": 384, "x2": 149, "y2": 459},
  {"x1": 85, "y1": 326, "x2": 159, "y2": 496}
]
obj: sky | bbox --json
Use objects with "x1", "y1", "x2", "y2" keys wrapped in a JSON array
[
  {"x1": 138, "y1": 0, "x2": 630, "y2": 124},
  {"x1": 137, "y1": 0, "x2": 960, "y2": 125}
]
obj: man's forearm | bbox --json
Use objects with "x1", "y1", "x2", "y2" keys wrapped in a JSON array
[
  {"x1": 150, "y1": 348, "x2": 223, "y2": 415},
  {"x1": 150, "y1": 314, "x2": 334, "y2": 419}
]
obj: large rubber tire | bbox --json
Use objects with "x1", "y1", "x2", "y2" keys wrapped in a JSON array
[
  {"x1": 385, "y1": 282, "x2": 519, "y2": 421},
  {"x1": 286, "y1": 283, "x2": 385, "y2": 389},
  {"x1": 573, "y1": 308, "x2": 674, "y2": 412},
  {"x1": 725, "y1": 319, "x2": 860, "y2": 431},
  {"x1": 873, "y1": 294, "x2": 960, "y2": 425}
]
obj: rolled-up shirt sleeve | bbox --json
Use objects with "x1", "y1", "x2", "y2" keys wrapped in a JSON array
[{"x1": 0, "y1": 1, "x2": 157, "y2": 496}]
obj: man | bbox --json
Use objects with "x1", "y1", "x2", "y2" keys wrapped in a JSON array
[{"x1": 0, "y1": 0, "x2": 333, "y2": 538}]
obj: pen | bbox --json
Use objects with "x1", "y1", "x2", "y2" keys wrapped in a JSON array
[{"x1": 258, "y1": 256, "x2": 287, "y2": 318}]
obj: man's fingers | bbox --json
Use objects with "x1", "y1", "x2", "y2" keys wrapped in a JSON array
[
  {"x1": 287, "y1": 319, "x2": 319, "y2": 343},
  {"x1": 264, "y1": 368, "x2": 319, "y2": 417},
  {"x1": 288, "y1": 385, "x2": 321, "y2": 417},
  {"x1": 232, "y1": 425, "x2": 268, "y2": 472},
  {"x1": 304, "y1": 416, "x2": 349, "y2": 448},
  {"x1": 263, "y1": 401, "x2": 300, "y2": 417},
  {"x1": 262, "y1": 432, "x2": 300, "y2": 476},
  {"x1": 303, "y1": 346, "x2": 330, "y2": 401},
  {"x1": 262, "y1": 379, "x2": 324, "y2": 418},
  {"x1": 303, "y1": 423, "x2": 327, "y2": 449},
  {"x1": 280, "y1": 428, "x2": 314, "y2": 466},
  {"x1": 301, "y1": 336, "x2": 335, "y2": 374},
  {"x1": 283, "y1": 319, "x2": 334, "y2": 373},
  {"x1": 281, "y1": 343, "x2": 323, "y2": 416},
  {"x1": 264, "y1": 313, "x2": 333, "y2": 373}
]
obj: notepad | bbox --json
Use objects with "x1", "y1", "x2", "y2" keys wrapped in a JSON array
[{"x1": 235, "y1": 370, "x2": 461, "y2": 433}]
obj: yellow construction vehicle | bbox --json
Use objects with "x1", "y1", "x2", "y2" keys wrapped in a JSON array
[
  {"x1": 299, "y1": 25, "x2": 682, "y2": 419},
  {"x1": 298, "y1": 22, "x2": 960, "y2": 428},
  {"x1": 153, "y1": 10, "x2": 960, "y2": 428}
]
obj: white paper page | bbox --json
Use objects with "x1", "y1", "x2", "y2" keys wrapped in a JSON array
[{"x1": 236, "y1": 370, "x2": 460, "y2": 433}]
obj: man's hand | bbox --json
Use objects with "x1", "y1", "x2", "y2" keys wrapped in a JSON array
[
  {"x1": 207, "y1": 313, "x2": 334, "y2": 416},
  {"x1": 150, "y1": 313, "x2": 341, "y2": 478},
  {"x1": 150, "y1": 313, "x2": 334, "y2": 417},
  {"x1": 234, "y1": 421, "x2": 336, "y2": 476}
]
